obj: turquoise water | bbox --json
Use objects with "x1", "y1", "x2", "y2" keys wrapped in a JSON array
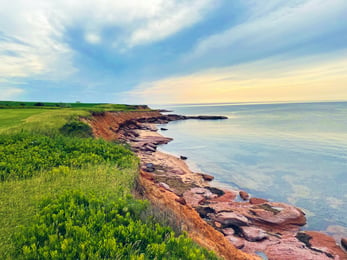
[{"x1": 156, "y1": 102, "x2": 347, "y2": 235}]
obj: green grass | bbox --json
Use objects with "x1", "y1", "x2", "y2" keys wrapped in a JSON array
[
  {"x1": 0, "y1": 164, "x2": 138, "y2": 258},
  {"x1": 0, "y1": 102, "x2": 218, "y2": 259},
  {"x1": 0, "y1": 101, "x2": 149, "y2": 111},
  {"x1": 0, "y1": 109, "x2": 90, "y2": 135},
  {"x1": 0, "y1": 109, "x2": 51, "y2": 129}
]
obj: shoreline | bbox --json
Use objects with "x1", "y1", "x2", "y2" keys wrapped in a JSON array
[{"x1": 88, "y1": 111, "x2": 346, "y2": 260}]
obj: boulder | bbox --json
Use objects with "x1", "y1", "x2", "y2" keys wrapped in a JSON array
[
  {"x1": 240, "y1": 226, "x2": 268, "y2": 242},
  {"x1": 200, "y1": 173, "x2": 214, "y2": 181},
  {"x1": 222, "y1": 228, "x2": 235, "y2": 236},
  {"x1": 145, "y1": 167, "x2": 155, "y2": 172},
  {"x1": 248, "y1": 202, "x2": 306, "y2": 228},
  {"x1": 265, "y1": 235, "x2": 336, "y2": 260},
  {"x1": 209, "y1": 191, "x2": 237, "y2": 203},
  {"x1": 160, "y1": 127, "x2": 168, "y2": 131},
  {"x1": 180, "y1": 155, "x2": 188, "y2": 160},
  {"x1": 183, "y1": 191, "x2": 205, "y2": 207},
  {"x1": 239, "y1": 190, "x2": 250, "y2": 200},
  {"x1": 226, "y1": 235, "x2": 245, "y2": 249},
  {"x1": 158, "y1": 182, "x2": 173, "y2": 192},
  {"x1": 304, "y1": 231, "x2": 347, "y2": 260},
  {"x1": 250, "y1": 197, "x2": 268, "y2": 205},
  {"x1": 145, "y1": 163, "x2": 154, "y2": 168},
  {"x1": 144, "y1": 163, "x2": 155, "y2": 172},
  {"x1": 214, "y1": 211, "x2": 249, "y2": 227},
  {"x1": 196, "y1": 206, "x2": 215, "y2": 218}
]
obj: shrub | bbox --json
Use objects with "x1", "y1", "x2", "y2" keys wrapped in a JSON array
[
  {"x1": 0, "y1": 133, "x2": 136, "y2": 181},
  {"x1": 59, "y1": 121, "x2": 93, "y2": 138},
  {"x1": 13, "y1": 191, "x2": 218, "y2": 259}
]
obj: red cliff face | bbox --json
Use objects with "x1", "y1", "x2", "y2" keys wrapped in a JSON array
[{"x1": 85, "y1": 111, "x2": 162, "y2": 140}]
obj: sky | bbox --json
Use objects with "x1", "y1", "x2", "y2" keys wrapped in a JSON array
[{"x1": 0, "y1": 0, "x2": 347, "y2": 105}]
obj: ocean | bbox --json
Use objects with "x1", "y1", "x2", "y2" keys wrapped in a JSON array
[{"x1": 155, "y1": 102, "x2": 347, "y2": 236}]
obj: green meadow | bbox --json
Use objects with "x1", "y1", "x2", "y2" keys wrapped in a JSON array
[{"x1": 0, "y1": 102, "x2": 217, "y2": 259}]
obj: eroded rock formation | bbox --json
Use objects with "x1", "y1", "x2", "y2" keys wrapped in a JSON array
[{"x1": 87, "y1": 110, "x2": 347, "y2": 260}]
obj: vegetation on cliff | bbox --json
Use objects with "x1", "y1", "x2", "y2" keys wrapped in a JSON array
[{"x1": 0, "y1": 102, "x2": 218, "y2": 259}]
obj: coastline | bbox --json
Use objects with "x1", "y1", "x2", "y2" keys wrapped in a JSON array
[{"x1": 87, "y1": 111, "x2": 346, "y2": 260}]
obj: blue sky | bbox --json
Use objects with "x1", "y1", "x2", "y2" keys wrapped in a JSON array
[{"x1": 1, "y1": 0, "x2": 347, "y2": 104}]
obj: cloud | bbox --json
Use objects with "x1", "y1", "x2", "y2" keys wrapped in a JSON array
[
  {"x1": 0, "y1": 0, "x2": 215, "y2": 84},
  {"x1": 0, "y1": 86, "x2": 24, "y2": 100},
  {"x1": 127, "y1": 0, "x2": 215, "y2": 47},
  {"x1": 0, "y1": 1, "x2": 75, "y2": 81},
  {"x1": 84, "y1": 32, "x2": 101, "y2": 45},
  {"x1": 122, "y1": 51, "x2": 347, "y2": 104},
  {"x1": 187, "y1": 0, "x2": 347, "y2": 65}
]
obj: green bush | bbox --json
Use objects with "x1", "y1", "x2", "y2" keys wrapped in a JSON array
[
  {"x1": 0, "y1": 133, "x2": 135, "y2": 181},
  {"x1": 13, "y1": 191, "x2": 217, "y2": 259},
  {"x1": 59, "y1": 121, "x2": 93, "y2": 138}
]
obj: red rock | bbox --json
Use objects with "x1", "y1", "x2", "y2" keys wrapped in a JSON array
[
  {"x1": 209, "y1": 191, "x2": 237, "y2": 203},
  {"x1": 182, "y1": 192, "x2": 205, "y2": 207},
  {"x1": 249, "y1": 197, "x2": 268, "y2": 205},
  {"x1": 341, "y1": 237, "x2": 347, "y2": 251},
  {"x1": 214, "y1": 211, "x2": 250, "y2": 226},
  {"x1": 200, "y1": 173, "x2": 214, "y2": 181},
  {"x1": 305, "y1": 231, "x2": 347, "y2": 260},
  {"x1": 240, "y1": 226, "x2": 268, "y2": 242},
  {"x1": 222, "y1": 228, "x2": 235, "y2": 236},
  {"x1": 183, "y1": 188, "x2": 218, "y2": 207},
  {"x1": 226, "y1": 235, "x2": 245, "y2": 249},
  {"x1": 248, "y1": 202, "x2": 306, "y2": 227},
  {"x1": 214, "y1": 221, "x2": 222, "y2": 228},
  {"x1": 239, "y1": 190, "x2": 250, "y2": 200},
  {"x1": 208, "y1": 202, "x2": 235, "y2": 213},
  {"x1": 265, "y1": 235, "x2": 335, "y2": 260}
]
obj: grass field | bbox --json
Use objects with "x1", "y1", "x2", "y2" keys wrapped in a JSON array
[{"x1": 0, "y1": 103, "x2": 218, "y2": 259}]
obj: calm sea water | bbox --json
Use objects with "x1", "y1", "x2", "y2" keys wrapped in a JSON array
[{"x1": 155, "y1": 102, "x2": 347, "y2": 235}]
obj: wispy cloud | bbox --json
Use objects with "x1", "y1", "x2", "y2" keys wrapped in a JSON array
[
  {"x1": 186, "y1": 0, "x2": 347, "y2": 66},
  {"x1": 0, "y1": 0, "x2": 217, "y2": 99}
]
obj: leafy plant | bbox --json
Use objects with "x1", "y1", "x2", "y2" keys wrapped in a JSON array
[
  {"x1": 0, "y1": 133, "x2": 135, "y2": 181},
  {"x1": 59, "y1": 121, "x2": 93, "y2": 138},
  {"x1": 13, "y1": 191, "x2": 218, "y2": 259}
]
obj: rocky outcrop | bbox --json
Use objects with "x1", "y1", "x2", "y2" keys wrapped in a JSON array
[
  {"x1": 138, "y1": 170, "x2": 259, "y2": 260},
  {"x1": 87, "y1": 110, "x2": 347, "y2": 260}
]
